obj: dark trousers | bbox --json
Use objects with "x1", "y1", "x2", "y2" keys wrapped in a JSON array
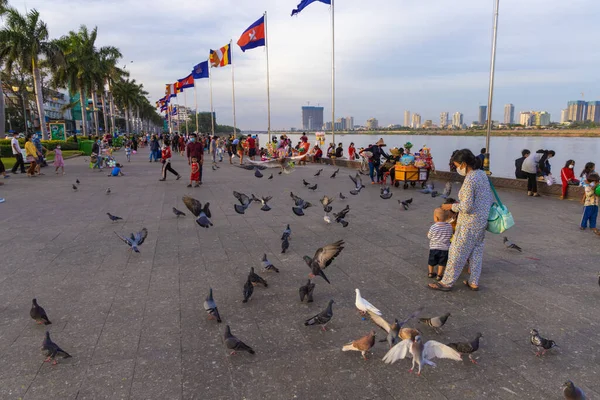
[
  {"x1": 161, "y1": 161, "x2": 179, "y2": 179},
  {"x1": 12, "y1": 153, "x2": 26, "y2": 173},
  {"x1": 198, "y1": 163, "x2": 203, "y2": 182},
  {"x1": 526, "y1": 173, "x2": 538, "y2": 193}
]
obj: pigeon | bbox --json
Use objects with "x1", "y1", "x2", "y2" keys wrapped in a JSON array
[
  {"x1": 172, "y1": 207, "x2": 186, "y2": 217},
  {"x1": 419, "y1": 183, "x2": 434, "y2": 194},
  {"x1": 278, "y1": 171, "x2": 282, "y2": 175},
  {"x1": 242, "y1": 277, "x2": 254, "y2": 303},
  {"x1": 342, "y1": 330, "x2": 376, "y2": 360},
  {"x1": 382, "y1": 335, "x2": 462, "y2": 375},
  {"x1": 380, "y1": 186, "x2": 393, "y2": 200},
  {"x1": 303, "y1": 240, "x2": 345, "y2": 284},
  {"x1": 72, "y1": 184, "x2": 78, "y2": 191},
  {"x1": 367, "y1": 310, "x2": 423, "y2": 348},
  {"x1": 399, "y1": 198, "x2": 413, "y2": 210},
  {"x1": 203, "y1": 288, "x2": 222, "y2": 323},
  {"x1": 212, "y1": 165, "x2": 217, "y2": 171},
  {"x1": 281, "y1": 224, "x2": 291, "y2": 241},
  {"x1": 320, "y1": 196, "x2": 334, "y2": 213},
  {"x1": 299, "y1": 279, "x2": 315, "y2": 302},
  {"x1": 115, "y1": 228, "x2": 148, "y2": 253},
  {"x1": 106, "y1": 213, "x2": 122, "y2": 222},
  {"x1": 447, "y1": 333, "x2": 483, "y2": 364},
  {"x1": 30, "y1": 299, "x2": 51, "y2": 325},
  {"x1": 330, "y1": 168, "x2": 339, "y2": 178},
  {"x1": 503, "y1": 237, "x2": 522, "y2": 252},
  {"x1": 182, "y1": 196, "x2": 213, "y2": 228},
  {"x1": 441, "y1": 182, "x2": 452, "y2": 198},
  {"x1": 308, "y1": 184, "x2": 318, "y2": 191},
  {"x1": 303, "y1": 179, "x2": 310, "y2": 186},
  {"x1": 255, "y1": 195, "x2": 272, "y2": 212},
  {"x1": 268, "y1": 173, "x2": 273, "y2": 180},
  {"x1": 323, "y1": 214, "x2": 331, "y2": 224},
  {"x1": 339, "y1": 192, "x2": 346, "y2": 200},
  {"x1": 333, "y1": 205, "x2": 350, "y2": 227},
  {"x1": 233, "y1": 191, "x2": 253, "y2": 214},
  {"x1": 249, "y1": 267, "x2": 268, "y2": 287},
  {"x1": 223, "y1": 325, "x2": 255, "y2": 355},
  {"x1": 355, "y1": 288, "x2": 382, "y2": 316},
  {"x1": 42, "y1": 331, "x2": 72, "y2": 364},
  {"x1": 254, "y1": 167, "x2": 263, "y2": 178},
  {"x1": 430, "y1": 190, "x2": 439, "y2": 198},
  {"x1": 304, "y1": 299, "x2": 334, "y2": 330},
  {"x1": 314, "y1": 169, "x2": 323, "y2": 177},
  {"x1": 530, "y1": 328, "x2": 558, "y2": 356},
  {"x1": 281, "y1": 237, "x2": 290, "y2": 253},
  {"x1": 563, "y1": 380, "x2": 586, "y2": 400},
  {"x1": 419, "y1": 313, "x2": 451, "y2": 333},
  {"x1": 238, "y1": 164, "x2": 267, "y2": 170},
  {"x1": 76, "y1": 179, "x2": 80, "y2": 184},
  {"x1": 106, "y1": 187, "x2": 111, "y2": 195},
  {"x1": 291, "y1": 192, "x2": 312, "y2": 216},
  {"x1": 349, "y1": 173, "x2": 365, "y2": 195},
  {"x1": 262, "y1": 254, "x2": 279, "y2": 273}
]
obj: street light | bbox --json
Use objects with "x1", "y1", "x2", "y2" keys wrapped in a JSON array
[{"x1": 484, "y1": 0, "x2": 500, "y2": 175}]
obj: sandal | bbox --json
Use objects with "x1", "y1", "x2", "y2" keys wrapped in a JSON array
[
  {"x1": 428, "y1": 282, "x2": 452, "y2": 292},
  {"x1": 463, "y1": 280, "x2": 479, "y2": 291},
  {"x1": 436, "y1": 275, "x2": 443, "y2": 281},
  {"x1": 428, "y1": 273, "x2": 436, "y2": 278}
]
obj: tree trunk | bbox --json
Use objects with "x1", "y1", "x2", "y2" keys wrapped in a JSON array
[
  {"x1": 125, "y1": 104, "x2": 130, "y2": 134},
  {"x1": 79, "y1": 87, "x2": 88, "y2": 137},
  {"x1": 32, "y1": 64, "x2": 48, "y2": 140},
  {"x1": 109, "y1": 88, "x2": 116, "y2": 134},
  {"x1": 136, "y1": 107, "x2": 140, "y2": 134},
  {"x1": 0, "y1": 76, "x2": 5, "y2": 138},
  {"x1": 101, "y1": 91, "x2": 108, "y2": 135},
  {"x1": 91, "y1": 89, "x2": 99, "y2": 136}
]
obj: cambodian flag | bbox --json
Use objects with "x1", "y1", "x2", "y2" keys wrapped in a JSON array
[{"x1": 237, "y1": 16, "x2": 265, "y2": 52}]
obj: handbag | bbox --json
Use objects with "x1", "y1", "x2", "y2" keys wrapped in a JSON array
[{"x1": 487, "y1": 179, "x2": 514, "y2": 234}]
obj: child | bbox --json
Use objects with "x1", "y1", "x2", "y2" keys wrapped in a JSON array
[
  {"x1": 53, "y1": 145, "x2": 65, "y2": 175},
  {"x1": 188, "y1": 157, "x2": 200, "y2": 188},
  {"x1": 580, "y1": 173, "x2": 599, "y2": 233},
  {"x1": 109, "y1": 163, "x2": 124, "y2": 177},
  {"x1": 427, "y1": 208, "x2": 454, "y2": 281},
  {"x1": 580, "y1": 162, "x2": 596, "y2": 185},
  {"x1": 125, "y1": 144, "x2": 132, "y2": 162}
]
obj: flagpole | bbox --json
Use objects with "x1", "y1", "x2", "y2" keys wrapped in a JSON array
[
  {"x1": 184, "y1": 89, "x2": 189, "y2": 136},
  {"x1": 231, "y1": 40, "x2": 237, "y2": 137},
  {"x1": 331, "y1": 0, "x2": 335, "y2": 145},
  {"x1": 209, "y1": 68, "x2": 215, "y2": 136},
  {"x1": 264, "y1": 11, "x2": 271, "y2": 137},
  {"x1": 193, "y1": 80, "x2": 199, "y2": 134},
  {"x1": 176, "y1": 95, "x2": 180, "y2": 134}
]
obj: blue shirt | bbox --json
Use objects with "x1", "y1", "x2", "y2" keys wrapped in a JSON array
[{"x1": 111, "y1": 167, "x2": 121, "y2": 176}]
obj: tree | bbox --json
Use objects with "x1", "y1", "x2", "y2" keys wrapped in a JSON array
[
  {"x1": 112, "y1": 78, "x2": 145, "y2": 134},
  {"x1": 0, "y1": 0, "x2": 9, "y2": 138},
  {"x1": 0, "y1": 7, "x2": 63, "y2": 139}
]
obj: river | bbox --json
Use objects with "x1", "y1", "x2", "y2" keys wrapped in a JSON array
[{"x1": 256, "y1": 133, "x2": 599, "y2": 179}]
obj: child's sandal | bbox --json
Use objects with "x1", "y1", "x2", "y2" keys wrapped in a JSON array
[
  {"x1": 436, "y1": 275, "x2": 443, "y2": 281},
  {"x1": 428, "y1": 273, "x2": 436, "y2": 278}
]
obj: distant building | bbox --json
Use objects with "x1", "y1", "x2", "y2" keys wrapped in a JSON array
[
  {"x1": 519, "y1": 112, "x2": 533, "y2": 127},
  {"x1": 504, "y1": 104, "x2": 514, "y2": 124},
  {"x1": 302, "y1": 106, "x2": 324, "y2": 131},
  {"x1": 440, "y1": 112, "x2": 449, "y2": 128},
  {"x1": 478, "y1": 105, "x2": 487, "y2": 125},
  {"x1": 323, "y1": 121, "x2": 332, "y2": 130},
  {"x1": 567, "y1": 101, "x2": 587, "y2": 122},
  {"x1": 560, "y1": 109, "x2": 569, "y2": 124},
  {"x1": 533, "y1": 111, "x2": 551, "y2": 126},
  {"x1": 423, "y1": 120, "x2": 433, "y2": 128},
  {"x1": 345, "y1": 116, "x2": 354, "y2": 131},
  {"x1": 366, "y1": 118, "x2": 379, "y2": 130},
  {"x1": 404, "y1": 110, "x2": 410, "y2": 127},
  {"x1": 452, "y1": 112, "x2": 463, "y2": 128},
  {"x1": 586, "y1": 101, "x2": 600, "y2": 123},
  {"x1": 411, "y1": 113, "x2": 421, "y2": 129}
]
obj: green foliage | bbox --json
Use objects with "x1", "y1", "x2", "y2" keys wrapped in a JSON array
[
  {"x1": 112, "y1": 136, "x2": 123, "y2": 148},
  {"x1": 0, "y1": 139, "x2": 78, "y2": 156}
]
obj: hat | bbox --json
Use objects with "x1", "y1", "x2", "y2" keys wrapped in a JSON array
[
  {"x1": 376, "y1": 138, "x2": 386, "y2": 147},
  {"x1": 390, "y1": 147, "x2": 402, "y2": 156}
]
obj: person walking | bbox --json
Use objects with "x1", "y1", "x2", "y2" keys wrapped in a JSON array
[
  {"x1": 92, "y1": 139, "x2": 103, "y2": 169},
  {"x1": 209, "y1": 136, "x2": 217, "y2": 163},
  {"x1": 159, "y1": 141, "x2": 181, "y2": 181},
  {"x1": 429, "y1": 149, "x2": 493, "y2": 292},
  {"x1": 53, "y1": 144, "x2": 65, "y2": 175},
  {"x1": 521, "y1": 149, "x2": 553, "y2": 197},
  {"x1": 24, "y1": 135, "x2": 38, "y2": 177},
  {"x1": 186, "y1": 133, "x2": 204, "y2": 185},
  {"x1": 10, "y1": 131, "x2": 26, "y2": 174},
  {"x1": 149, "y1": 135, "x2": 160, "y2": 162}
]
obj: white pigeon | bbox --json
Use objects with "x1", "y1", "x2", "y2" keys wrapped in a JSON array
[
  {"x1": 324, "y1": 214, "x2": 331, "y2": 224},
  {"x1": 382, "y1": 336, "x2": 462, "y2": 375},
  {"x1": 355, "y1": 288, "x2": 382, "y2": 316}
]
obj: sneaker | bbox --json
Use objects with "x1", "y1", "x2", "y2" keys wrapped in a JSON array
[
  {"x1": 187, "y1": 184, "x2": 192, "y2": 188},
  {"x1": 176, "y1": 175, "x2": 181, "y2": 180},
  {"x1": 527, "y1": 191, "x2": 533, "y2": 196},
  {"x1": 159, "y1": 178, "x2": 166, "y2": 181}
]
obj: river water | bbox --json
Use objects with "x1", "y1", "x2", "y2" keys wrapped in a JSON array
[{"x1": 256, "y1": 133, "x2": 599, "y2": 179}]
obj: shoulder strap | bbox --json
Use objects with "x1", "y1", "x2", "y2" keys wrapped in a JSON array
[{"x1": 487, "y1": 177, "x2": 503, "y2": 207}]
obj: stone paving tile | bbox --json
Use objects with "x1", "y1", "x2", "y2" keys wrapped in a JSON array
[{"x1": 1, "y1": 151, "x2": 600, "y2": 399}]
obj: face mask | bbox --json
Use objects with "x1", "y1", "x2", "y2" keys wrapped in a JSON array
[
  {"x1": 190, "y1": 138, "x2": 195, "y2": 142},
  {"x1": 569, "y1": 165, "x2": 574, "y2": 169},
  {"x1": 591, "y1": 182, "x2": 596, "y2": 188},
  {"x1": 457, "y1": 166, "x2": 467, "y2": 176},
  {"x1": 56, "y1": 146, "x2": 60, "y2": 150}
]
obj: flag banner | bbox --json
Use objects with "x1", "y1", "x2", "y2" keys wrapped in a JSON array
[
  {"x1": 174, "y1": 81, "x2": 183, "y2": 94},
  {"x1": 165, "y1": 83, "x2": 177, "y2": 98},
  {"x1": 209, "y1": 44, "x2": 232, "y2": 68},
  {"x1": 192, "y1": 61, "x2": 209, "y2": 79},
  {"x1": 178, "y1": 74, "x2": 194, "y2": 89},
  {"x1": 171, "y1": 106, "x2": 178, "y2": 116},
  {"x1": 237, "y1": 16, "x2": 265, "y2": 52},
  {"x1": 291, "y1": 0, "x2": 331, "y2": 16}
]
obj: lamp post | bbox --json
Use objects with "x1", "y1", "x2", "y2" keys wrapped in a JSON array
[{"x1": 484, "y1": 0, "x2": 500, "y2": 175}]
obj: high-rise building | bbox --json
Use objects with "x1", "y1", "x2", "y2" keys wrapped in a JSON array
[
  {"x1": 335, "y1": 118, "x2": 346, "y2": 130},
  {"x1": 345, "y1": 117, "x2": 354, "y2": 131},
  {"x1": 478, "y1": 105, "x2": 487, "y2": 125},
  {"x1": 423, "y1": 120, "x2": 433, "y2": 128},
  {"x1": 567, "y1": 101, "x2": 587, "y2": 122},
  {"x1": 411, "y1": 113, "x2": 421, "y2": 129},
  {"x1": 519, "y1": 112, "x2": 532, "y2": 127},
  {"x1": 533, "y1": 111, "x2": 551, "y2": 126},
  {"x1": 586, "y1": 101, "x2": 600, "y2": 123},
  {"x1": 452, "y1": 112, "x2": 463, "y2": 128},
  {"x1": 302, "y1": 106, "x2": 324, "y2": 131},
  {"x1": 366, "y1": 118, "x2": 379, "y2": 130},
  {"x1": 323, "y1": 121, "x2": 332, "y2": 130},
  {"x1": 404, "y1": 110, "x2": 411, "y2": 127},
  {"x1": 440, "y1": 112, "x2": 449, "y2": 128},
  {"x1": 560, "y1": 109, "x2": 569, "y2": 124},
  {"x1": 504, "y1": 104, "x2": 514, "y2": 124}
]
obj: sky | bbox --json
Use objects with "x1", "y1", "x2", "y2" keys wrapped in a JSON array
[{"x1": 17, "y1": 0, "x2": 600, "y2": 130}]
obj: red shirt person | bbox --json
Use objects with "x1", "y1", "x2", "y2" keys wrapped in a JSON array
[
  {"x1": 247, "y1": 136, "x2": 257, "y2": 160},
  {"x1": 186, "y1": 134, "x2": 204, "y2": 184},
  {"x1": 560, "y1": 160, "x2": 580, "y2": 199}
]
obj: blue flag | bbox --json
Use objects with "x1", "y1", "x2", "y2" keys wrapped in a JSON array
[
  {"x1": 291, "y1": 0, "x2": 331, "y2": 16},
  {"x1": 192, "y1": 61, "x2": 209, "y2": 80}
]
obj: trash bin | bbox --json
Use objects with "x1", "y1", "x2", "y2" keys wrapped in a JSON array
[{"x1": 79, "y1": 140, "x2": 94, "y2": 156}]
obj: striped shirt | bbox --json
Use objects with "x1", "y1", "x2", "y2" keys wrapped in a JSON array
[{"x1": 427, "y1": 222, "x2": 453, "y2": 251}]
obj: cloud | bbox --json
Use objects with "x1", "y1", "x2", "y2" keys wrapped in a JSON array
[{"x1": 21, "y1": 0, "x2": 600, "y2": 128}]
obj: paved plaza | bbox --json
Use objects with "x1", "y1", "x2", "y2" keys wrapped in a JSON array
[{"x1": 0, "y1": 150, "x2": 599, "y2": 400}]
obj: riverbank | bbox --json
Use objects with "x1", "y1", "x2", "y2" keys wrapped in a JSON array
[{"x1": 273, "y1": 129, "x2": 600, "y2": 137}]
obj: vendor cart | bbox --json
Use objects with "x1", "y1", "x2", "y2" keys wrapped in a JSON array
[{"x1": 391, "y1": 164, "x2": 430, "y2": 189}]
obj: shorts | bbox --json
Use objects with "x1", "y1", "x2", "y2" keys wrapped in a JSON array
[
  {"x1": 428, "y1": 249, "x2": 449, "y2": 267},
  {"x1": 249, "y1": 148, "x2": 256, "y2": 157}
]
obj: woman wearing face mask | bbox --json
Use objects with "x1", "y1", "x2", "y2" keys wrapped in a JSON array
[
  {"x1": 429, "y1": 149, "x2": 493, "y2": 292},
  {"x1": 521, "y1": 149, "x2": 554, "y2": 197},
  {"x1": 560, "y1": 160, "x2": 579, "y2": 200}
]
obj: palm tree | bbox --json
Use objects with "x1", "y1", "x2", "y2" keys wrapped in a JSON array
[
  {"x1": 0, "y1": 7, "x2": 63, "y2": 139},
  {"x1": 96, "y1": 47, "x2": 125, "y2": 135},
  {"x1": 0, "y1": 0, "x2": 10, "y2": 138},
  {"x1": 112, "y1": 78, "x2": 144, "y2": 134}
]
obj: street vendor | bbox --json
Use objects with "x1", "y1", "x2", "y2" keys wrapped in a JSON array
[
  {"x1": 380, "y1": 147, "x2": 404, "y2": 181},
  {"x1": 297, "y1": 136, "x2": 310, "y2": 165}
]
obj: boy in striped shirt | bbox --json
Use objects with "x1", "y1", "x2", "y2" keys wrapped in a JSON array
[{"x1": 427, "y1": 208, "x2": 454, "y2": 281}]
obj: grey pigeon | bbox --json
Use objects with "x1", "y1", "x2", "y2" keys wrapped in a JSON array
[
  {"x1": 349, "y1": 173, "x2": 365, "y2": 195},
  {"x1": 320, "y1": 196, "x2": 334, "y2": 213},
  {"x1": 447, "y1": 333, "x2": 483, "y2": 364},
  {"x1": 291, "y1": 192, "x2": 312, "y2": 216},
  {"x1": 330, "y1": 168, "x2": 339, "y2": 178},
  {"x1": 303, "y1": 240, "x2": 345, "y2": 284},
  {"x1": 333, "y1": 205, "x2": 350, "y2": 227},
  {"x1": 380, "y1": 186, "x2": 393, "y2": 199},
  {"x1": 172, "y1": 207, "x2": 186, "y2": 217},
  {"x1": 212, "y1": 165, "x2": 217, "y2": 171},
  {"x1": 339, "y1": 192, "x2": 346, "y2": 200},
  {"x1": 242, "y1": 277, "x2": 254, "y2": 303},
  {"x1": 419, "y1": 183, "x2": 434, "y2": 194},
  {"x1": 304, "y1": 299, "x2": 334, "y2": 330},
  {"x1": 369, "y1": 307, "x2": 423, "y2": 348},
  {"x1": 30, "y1": 299, "x2": 51, "y2": 325},
  {"x1": 268, "y1": 173, "x2": 273, "y2": 179},
  {"x1": 303, "y1": 179, "x2": 310, "y2": 186},
  {"x1": 281, "y1": 224, "x2": 291, "y2": 240},
  {"x1": 76, "y1": 179, "x2": 80, "y2": 184},
  {"x1": 399, "y1": 198, "x2": 412, "y2": 210},
  {"x1": 419, "y1": 313, "x2": 451, "y2": 333},
  {"x1": 430, "y1": 190, "x2": 439, "y2": 198},
  {"x1": 203, "y1": 288, "x2": 222, "y2": 323},
  {"x1": 308, "y1": 184, "x2": 318, "y2": 191},
  {"x1": 115, "y1": 228, "x2": 148, "y2": 253},
  {"x1": 281, "y1": 237, "x2": 290, "y2": 253},
  {"x1": 299, "y1": 279, "x2": 315, "y2": 302},
  {"x1": 72, "y1": 184, "x2": 78, "y2": 191},
  {"x1": 563, "y1": 380, "x2": 586, "y2": 400},
  {"x1": 441, "y1": 182, "x2": 452, "y2": 198},
  {"x1": 223, "y1": 325, "x2": 255, "y2": 355},
  {"x1": 106, "y1": 187, "x2": 111, "y2": 195},
  {"x1": 253, "y1": 195, "x2": 272, "y2": 212},
  {"x1": 239, "y1": 164, "x2": 267, "y2": 170},
  {"x1": 42, "y1": 331, "x2": 71, "y2": 364},
  {"x1": 262, "y1": 254, "x2": 279, "y2": 273},
  {"x1": 254, "y1": 167, "x2": 263, "y2": 178},
  {"x1": 233, "y1": 191, "x2": 253, "y2": 214},
  {"x1": 249, "y1": 267, "x2": 268, "y2": 287},
  {"x1": 182, "y1": 196, "x2": 212, "y2": 228},
  {"x1": 503, "y1": 237, "x2": 522, "y2": 252},
  {"x1": 530, "y1": 328, "x2": 558, "y2": 356},
  {"x1": 314, "y1": 169, "x2": 323, "y2": 176},
  {"x1": 106, "y1": 213, "x2": 122, "y2": 222}
]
